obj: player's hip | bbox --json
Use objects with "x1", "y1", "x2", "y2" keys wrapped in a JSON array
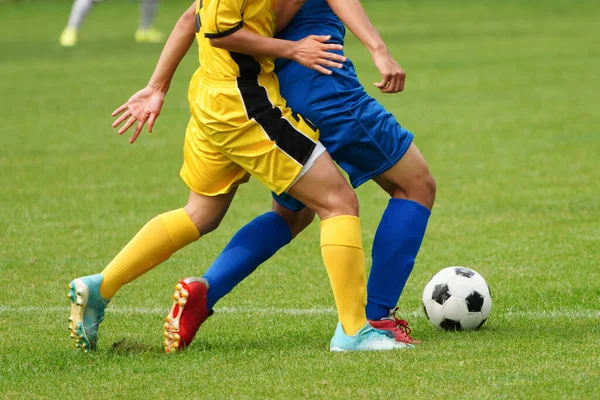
[
  {"x1": 276, "y1": 63, "x2": 415, "y2": 187},
  {"x1": 278, "y1": 66, "x2": 406, "y2": 145}
]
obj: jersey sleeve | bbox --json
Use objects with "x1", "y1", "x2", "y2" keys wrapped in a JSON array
[{"x1": 203, "y1": 0, "x2": 245, "y2": 38}]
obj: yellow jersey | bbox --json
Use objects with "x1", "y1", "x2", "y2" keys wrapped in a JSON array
[{"x1": 195, "y1": 0, "x2": 276, "y2": 79}]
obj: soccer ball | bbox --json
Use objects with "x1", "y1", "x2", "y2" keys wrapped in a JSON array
[{"x1": 422, "y1": 266, "x2": 492, "y2": 331}]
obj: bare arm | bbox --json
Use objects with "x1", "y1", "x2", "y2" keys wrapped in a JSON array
[
  {"x1": 326, "y1": 0, "x2": 405, "y2": 93},
  {"x1": 210, "y1": 29, "x2": 346, "y2": 75},
  {"x1": 274, "y1": 0, "x2": 306, "y2": 34},
  {"x1": 112, "y1": 2, "x2": 197, "y2": 143},
  {"x1": 148, "y1": 1, "x2": 197, "y2": 92}
]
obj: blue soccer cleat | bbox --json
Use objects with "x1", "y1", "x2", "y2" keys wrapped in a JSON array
[
  {"x1": 330, "y1": 322, "x2": 414, "y2": 352},
  {"x1": 67, "y1": 274, "x2": 110, "y2": 352}
]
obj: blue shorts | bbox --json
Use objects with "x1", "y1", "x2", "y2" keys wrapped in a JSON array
[{"x1": 274, "y1": 55, "x2": 414, "y2": 212}]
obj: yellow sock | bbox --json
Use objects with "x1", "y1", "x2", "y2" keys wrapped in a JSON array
[
  {"x1": 99, "y1": 208, "x2": 200, "y2": 299},
  {"x1": 320, "y1": 215, "x2": 367, "y2": 336}
]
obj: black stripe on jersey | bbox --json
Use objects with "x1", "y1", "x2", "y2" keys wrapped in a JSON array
[
  {"x1": 204, "y1": 22, "x2": 243, "y2": 38},
  {"x1": 230, "y1": 52, "x2": 261, "y2": 80},
  {"x1": 236, "y1": 79, "x2": 317, "y2": 166},
  {"x1": 195, "y1": 13, "x2": 201, "y2": 33},
  {"x1": 229, "y1": 52, "x2": 316, "y2": 165}
]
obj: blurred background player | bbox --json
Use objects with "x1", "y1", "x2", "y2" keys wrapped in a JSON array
[
  {"x1": 169, "y1": 0, "x2": 436, "y2": 349},
  {"x1": 59, "y1": 0, "x2": 163, "y2": 47}
]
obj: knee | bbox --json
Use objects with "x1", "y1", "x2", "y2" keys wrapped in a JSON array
[
  {"x1": 321, "y1": 183, "x2": 359, "y2": 218},
  {"x1": 409, "y1": 171, "x2": 436, "y2": 210},
  {"x1": 390, "y1": 170, "x2": 437, "y2": 210},
  {"x1": 421, "y1": 171, "x2": 437, "y2": 207},
  {"x1": 273, "y1": 202, "x2": 316, "y2": 238},
  {"x1": 184, "y1": 204, "x2": 223, "y2": 235}
]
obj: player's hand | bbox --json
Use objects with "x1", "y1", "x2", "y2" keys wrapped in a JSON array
[
  {"x1": 292, "y1": 35, "x2": 346, "y2": 75},
  {"x1": 372, "y1": 49, "x2": 406, "y2": 93},
  {"x1": 111, "y1": 85, "x2": 165, "y2": 144}
]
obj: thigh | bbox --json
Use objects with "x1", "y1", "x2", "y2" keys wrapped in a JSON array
[
  {"x1": 180, "y1": 116, "x2": 251, "y2": 196},
  {"x1": 287, "y1": 151, "x2": 358, "y2": 219}
]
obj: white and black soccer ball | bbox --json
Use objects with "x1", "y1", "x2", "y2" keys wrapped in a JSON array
[{"x1": 422, "y1": 267, "x2": 492, "y2": 331}]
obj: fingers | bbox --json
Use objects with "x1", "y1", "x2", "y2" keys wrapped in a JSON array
[
  {"x1": 375, "y1": 71, "x2": 406, "y2": 93},
  {"x1": 374, "y1": 78, "x2": 389, "y2": 91},
  {"x1": 318, "y1": 49, "x2": 345, "y2": 71},
  {"x1": 388, "y1": 71, "x2": 406, "y2": 93},
  {"x1": 129, "y1": 120, "x2": 145, "y2": 144},
  {"x1": 309, "y1": 35, "x2": 331, "y2": 43},
  {"x1": 385, "y1": 74, "x2": 398, "y2": 93},
  {"x1": 321, "y1": 50, "x2": 346, "y2": 63},
  {"x1": 147, "y1": 113, "x2": 158, "y2": 133},
  {"x1": 112, "y1": 103, "x2": 128, "y2": 117},
  {"x1": 314, "y1": 65, "x2": 333, "y2": 75},
  {"x1": 311, "y1": 56, "x2": 343, "y2": 74},
  {"x1": 112, "y1": 109, "x2": 132, "y2": 128},
  {"x1": 118, "y1": 115, "x2": 137, "y2": 135},
  {"x1": 296, "y1": 35, "x2": 347, "y2": 75},
  {"x1": 399, "y1": 73, "x2": 406, "y2": 92},
  {"x1": 321, "y1": 43, "x2": 344, "y2": 52},
  {"x1": 319, "y1": 56, "x2": 343, "y2": 69}
]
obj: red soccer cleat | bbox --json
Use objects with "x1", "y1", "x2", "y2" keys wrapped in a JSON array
[
  {"x1": 163, "y1": 277, "x2": 212, "y2": 353},
  {"x1": 369, "y1": 308, "x2": 422, "y2": 345}
]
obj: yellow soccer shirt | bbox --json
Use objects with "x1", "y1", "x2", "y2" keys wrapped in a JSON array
[{"x1": 196, "y1": 0, "x2": 276, "y2": 79}]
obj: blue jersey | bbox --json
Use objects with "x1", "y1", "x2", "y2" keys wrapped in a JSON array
[{"x1": 275, "y1": 0, "x2": 345, "y2": 71}]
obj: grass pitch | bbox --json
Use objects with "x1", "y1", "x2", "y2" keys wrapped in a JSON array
[{"x1": 1, "y1": 0, "x2": 599, "y2": 398}]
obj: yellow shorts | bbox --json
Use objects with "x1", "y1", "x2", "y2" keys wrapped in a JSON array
[{"x1": 180, "y1": 69, "x2": 322, "y2": 196}]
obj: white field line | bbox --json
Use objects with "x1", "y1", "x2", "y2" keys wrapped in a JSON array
[{"x1": 0, "y1": 306, "x2": 598, "y2": 319}]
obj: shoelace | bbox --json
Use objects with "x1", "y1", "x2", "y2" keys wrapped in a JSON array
[
  {"x1": 390, "y1": 307, "x2": 416, "y2": 340},
  {"x1": 394, "y1": 318, "x2": 413, "y2": 336}
]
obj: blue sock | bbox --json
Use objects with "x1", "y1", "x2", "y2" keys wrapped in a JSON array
[
  {"x1": 366, "y1": 199, "x2": 431, "y2": 320},
  {"x1": 203, "y1": 212, "x2": 292, "y2": 309}
]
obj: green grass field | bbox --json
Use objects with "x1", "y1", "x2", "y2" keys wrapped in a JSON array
[{"x1": 1, "y1": 0, "x2": 599, "y2": 398}]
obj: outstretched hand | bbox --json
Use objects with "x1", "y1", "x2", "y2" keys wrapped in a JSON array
[
  {"x1": 372, "y1": 50, "x2": 406, "y2": 93},
  {"x1": 292, "y1": 35, "x2": 347, "y2": 75},
  {"x1": 112, "y1": 85, "x2": 165, "y2": 144}
]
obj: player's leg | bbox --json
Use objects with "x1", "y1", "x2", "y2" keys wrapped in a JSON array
[
  {"x1": 59, "y1": 0, "x2": 96, "y2": 47},
  {"x1": 99, "y1": 189, "x2": 235, "y2": 300},
  {"x1": 273, "y1": 197, "x2": 316, "y2": 238},
  {"x1": 366, "y1": 143, "x2": 435, "y2": 343},
  {"x1": 277, "y1": 63, "x2": 434, "y2": 343},
  {"x1": 67, "y1": 115, "x2": 243, "y2": 352},
  {"x1": 67, "y1": 190, "x2": 235, "y2": 352},
  {"x1": 135, "y1": 0, "x2": 164, "y2": 43},
  {"x1": 161, "y1": 198, "x2": 313, "y2": 352},
  {"x1": 287, "y1": 151, "x2": 409, "y2": 351},
  {"x1": 202, "y1": 199, "x2": 313, "y2": 311},
  {"x1": 285, "y1": 152, "x2": 365, "y2": 337}
]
